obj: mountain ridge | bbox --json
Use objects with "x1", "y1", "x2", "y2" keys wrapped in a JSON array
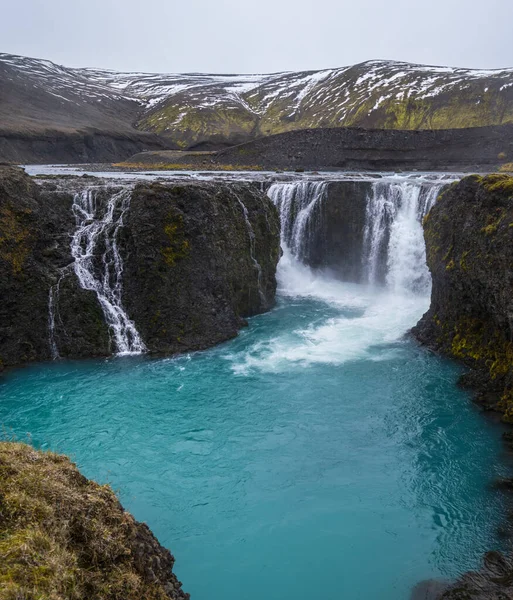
[{"x1": 1, "y1": 52, "x2": 513, "y2": 161}]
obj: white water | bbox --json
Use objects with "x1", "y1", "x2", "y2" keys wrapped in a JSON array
[
  {"x1": 242, "y1": 175, "x2": 448, "y2": 375},
  {"x1": 363, "y1": 180, "x2": 443, "y2": 294},
  {"x1": 268, "y1": 181, "x2": 328, "y2": 263},
  {"x1": 47, "y1": 285, "x2": 59, "y2": 359},
  {"x1": 71, "y1": 187, "x2": 146, "y2": 355}
]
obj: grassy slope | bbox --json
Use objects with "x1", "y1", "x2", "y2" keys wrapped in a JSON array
[{"x1": 0, "y1": 442, "x2": 188, "y2": 600}]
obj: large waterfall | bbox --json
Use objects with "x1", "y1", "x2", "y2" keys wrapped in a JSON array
[
  {"x1": 70, "y1": 187, "x2": 146, "y2": 355},
  {"x1": 268, "y1": 176, "x2": 447, "y2": 296},
  {"x1": 362, "y1": 179, "x2": 442, "y2": 295}
]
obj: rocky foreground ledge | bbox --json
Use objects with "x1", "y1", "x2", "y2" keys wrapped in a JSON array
[
  {"x1": 413, "y1": 173, "x2": 513, "y2": 599},
  {"x1": 0, "y1": 441, "x2": 188, "y2": 600}
]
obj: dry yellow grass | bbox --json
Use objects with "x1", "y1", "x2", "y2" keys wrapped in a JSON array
[{"x1": 0, "y1": 441, "x2": 188, "y2": 600}]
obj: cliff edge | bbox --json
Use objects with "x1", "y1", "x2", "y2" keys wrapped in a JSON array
[{"x1": 413, "y1": 174, "x2": 513, "y2": 421}]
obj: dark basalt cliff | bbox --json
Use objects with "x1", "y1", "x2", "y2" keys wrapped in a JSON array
[
  {"x1": 120, "y1": 181, "x2": 280, "y2": 355},
  {"x1": 0, "y1": 166, "x2": 280, "y2": 369},
  {"x1": 295, "y1": 181, "x2": 372, "y2": 280},
  {"x1": 0, "y1": 166, "x2": 111, "y2": 368},
  {"x1": 412, "y1": 173, "x2": 513, "y2": 598},
  {"x1": 0, "y1": 441, "x2": 188, "y2": 599},
  {"x1": 0, "y1": 130, "x2": 167, "y2": 164},
  {"x1": 413, "y1": 174, "x2": 513, "y2": 421}
]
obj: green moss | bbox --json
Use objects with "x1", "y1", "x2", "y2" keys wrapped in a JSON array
[
  {"x1": 459, "y1": 250, "x2": 470, "y2": 271},
  {"x1": 0, "y1": 205, "x2": 32, "y2": 274},
  {"x1": 161, "y1": 213, "x2": 190, "y2": 266},
  {"x1": 481, "y1": 174, "x2": 513, "y2": 195},
  {"x1": 481, "y1": 208, "x2": 506, "y2": 235},
  {"x1": 115, "y1": 162, "x2": 264, "y2": 172}
]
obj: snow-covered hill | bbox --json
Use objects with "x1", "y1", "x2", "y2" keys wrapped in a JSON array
[{"x1": 1, "y1": 52, "x2": 513, "y2": 149}]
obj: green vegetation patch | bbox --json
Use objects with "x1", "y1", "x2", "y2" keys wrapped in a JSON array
[
  {"x1": 162, "y1": 211, "x2": 190, "y2": 267},
  {"x1": 0, "y1": 204, "x2": 32, "y2": 274},
  {"x1": 481, "y1": 174, "x2": 513, "y2": 195}
]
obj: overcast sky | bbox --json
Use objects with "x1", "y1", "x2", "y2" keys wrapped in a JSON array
[{"x1": 2, "y1": 0, "x2": 513, "y2": 74}]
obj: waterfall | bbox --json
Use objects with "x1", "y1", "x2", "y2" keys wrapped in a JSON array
[
  {"x1": 267, "y1": 181, "x2": 327, "y2": 262},
  {"x1": 268, "y1": 175, "x2": 449, "y2": 297},
  {"x1": 362, "y1": 179, "x2": 443, "y2": 295},
  {"x1": 48, "y1": 285, "x2": 59, "y2": 359},
  {"x1": 71, "y1": 187, "x2": 146, "y2": 355},
  {"x1": 233, "y1": 190, "x2": 267, "y2": 307}
]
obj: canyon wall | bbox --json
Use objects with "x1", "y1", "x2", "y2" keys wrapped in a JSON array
[
  {"x1": 413, "y1": 174, "x2": 513, "y2": 422},
  {"x1": 0, "y1": 167, "x2": 280, "y2": 369}
]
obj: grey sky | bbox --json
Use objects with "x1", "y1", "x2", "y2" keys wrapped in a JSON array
[{"x1": 2, "y1": 0, "x2": 513, "y2": 73}]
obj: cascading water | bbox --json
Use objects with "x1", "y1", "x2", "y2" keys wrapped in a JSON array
[
  {"x1": 362, "y1": 179, "x2": 444, "y2": 295},
  {"x1": 267, "y1": 181, "x2": 327, "y2": 263},
  {"x1": 48, "y1": 285, "x2": 60, "y2": 359},
  {"x1": 268, "y1": 175, "x2": 447, "y2": 297},
  {"x1": 9, "y1": 168, "x2": 509, "y2": 600},
  {"x1": 70, "y1": 187, "x2": 146, "y2": 355},
  {"x1": 232, "y1": 190, "x2": 267, "y2": 307}
]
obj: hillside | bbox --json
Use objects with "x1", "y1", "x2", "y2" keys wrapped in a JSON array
[
  {"x1": 1, "y1": 52, "x2": 513, "y2": 161},
  {"x1": 121, "y1": 125, "x2": 513, "y2": 172}
]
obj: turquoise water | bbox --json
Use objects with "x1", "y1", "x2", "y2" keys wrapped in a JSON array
[{"x1": 0, "y1": 270, "x2": 510, "y2": 600}]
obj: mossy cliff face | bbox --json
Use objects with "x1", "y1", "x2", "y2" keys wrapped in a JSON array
[
  {"x1": 0, "y1": 169, "x2": 280, "y2": 368},
  {"x1": 0, "y1": 167, "x2": 111, "y2": 370},
  {"x1": 413, "y1": 174, "x2": 513, "y2": 421},
  {"x1": 120, "y1": 181, "x2": 281, "y2": 355},
  {"x1": 0, "y1": 441, "x2": 188, "y2": 600}
]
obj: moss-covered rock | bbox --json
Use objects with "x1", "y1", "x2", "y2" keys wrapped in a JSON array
[
  {"x1": 0, "y1": 169, "x2": 281, "y2": 368},
  {"x1": 0, "y1": 167, "x2": 111, "y2": 369},
  {"x1": 121, "y1": 181, "x2": 281, "y2": 355},
  {"x1": 0, "y1": 441, "x2": 188, "y2": 600},
  {"x1": 413, "y1": 174, "x2": 513, "y2": 420}
]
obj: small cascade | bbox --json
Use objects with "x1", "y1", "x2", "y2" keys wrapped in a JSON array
[
  {"x1": 71, "y1": 187, "x2": 146, "y2": 355},
  {"x1": 362, "y1": 179, "x2": 444, "y2": 295},
  {"x1": 233, "y1": 190, "x2": 267, "y2": 307},
  {"x1": 48, "y1": 285, "x2": 60, "y2": 359},
  {"x1": 267, "y1": 181, "x2": 327, "y2": 262}
]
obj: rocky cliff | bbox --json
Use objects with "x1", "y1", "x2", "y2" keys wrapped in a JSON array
[
  {"x1": 0, "y1": 441, "x2": 188, "y2": 600},
  {"x1": 407, "y1": 174, "x2": 513, "y2": 599},
  {"x1": 0, "y1": 167, "x2": 280, "y2": 369},
  {"x1": 413, "y1": 174, "x2": 513, "y2": 421},
  {"x1": 0, "y1": 166, "x2": 111, "y2": 368},
  {"x1": 120, "y1": 181, "x2": 280, "y2": 355}
]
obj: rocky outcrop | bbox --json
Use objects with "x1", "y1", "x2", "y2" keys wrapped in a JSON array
[
  {"x1": 413, "y1": 174, "x2": 513, "y2": 421},
  {"x1": 0, "y1": 441, "x2": 188, "y2": 599},
  {"x1": 120, "y1": 181, "x2": 280, "y2": 355},
  {"x1": 311, "y1": 181, "x2": 372, "y2": 280},
  {"x1": 0, "y1": 167, "x2": 280, "y2": 369},
  {"x1": 0, "y1": 130, "x2": 167, "y2": 164},
  {"x1": 0, "y1": 166, "x2": 111, "y2": 369},
  {"x1": 436, "y1": 551, "x2": 513, "y2": 599}
]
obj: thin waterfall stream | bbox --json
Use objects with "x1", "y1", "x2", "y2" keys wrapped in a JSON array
[{"x1": 70, "y1": 186, "x2": 146, "y2": 355}]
